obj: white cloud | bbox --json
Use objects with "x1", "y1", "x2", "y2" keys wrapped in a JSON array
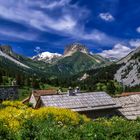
[
  {"x1": 41, "y1": 0, "x2": 71, "y2": 9},
  {"x1": 0, "y1": 0, "x2": 88, "y2": 40},
  {"x1": 0, "y1": 26, "x2": 37, "y2": 41},
  {"x1": 129, "y1": 39, "x2": 140, "y2": 48},
  {"x1": 76, "y1": 29, "x2": 119, "y2": 46},
  {"x1": 136, "y1": 27, "x2": 140, "y2": 33},
  {"x1": 99, "y1": 44, "x2": 132, "y2": 59},
  {"x1": 99, "y1": 12, "x2": 114, "y2": 22},
  {"x1": 0, "y1": 0, "x2": 118, "y2": 45},
  {"x1": 0, "y1": 1, "x2": 78, "y2": 32}
]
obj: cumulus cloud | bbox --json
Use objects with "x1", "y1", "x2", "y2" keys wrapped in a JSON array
[
  {"x1": 99, "y1": 12, "x2": 114, "y2": 22},
  {"x1": 99, "y1": 44, "x2": 132, "y2": 59}
]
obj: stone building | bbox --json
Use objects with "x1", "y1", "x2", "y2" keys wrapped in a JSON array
[{"x1": 0, "y1": 85, "x2": 19, "y2": 101}]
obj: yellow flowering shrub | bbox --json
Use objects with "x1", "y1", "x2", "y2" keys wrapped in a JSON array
[
  {"x1": 0, "y1": 101, "x2": 140, "y2": 140},
  {"x1": 33, "y1": 107, "x2": 90, "y2": 125},
  {"x1": 2, "y1": 101, "x2": 28, "y2": 109},
  {"x1": 0, "y1": 101, "x2": 90, "y2": 133},
  {"x1": 0, "y1": 107, "x2": 24, "y2": 131}
]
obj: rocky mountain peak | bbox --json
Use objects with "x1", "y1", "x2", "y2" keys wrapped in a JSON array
[
  {"x1": 64, "y1": 43, "x2": 89, "y2": 57},
  {"x1": 0, "y1": 45, "x2": 13, "y2": 55}
]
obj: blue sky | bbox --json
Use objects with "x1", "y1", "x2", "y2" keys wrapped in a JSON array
[{"x1": 0, "y1": 0, "x2": 140, "y2": 58}]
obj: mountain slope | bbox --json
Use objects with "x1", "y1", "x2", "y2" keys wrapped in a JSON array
[
  {"x1": 0, "y1": 49, "x2": 30, "y2": 69},
  {"x1": 46, "y1": 43, "x2": 110, "y2": 77},
  {"x1": 0, "y1": 45, "x2": 50, "y2": 78},
  {"x1": 117, "y1": 46, "x2": 140, "y2": 64},
  {"x1": 115, "y1": 47, "x2": 140, "y2": 87},
  {"x1": 48, "y1": 52, "x2": 101, "y2": 75}
]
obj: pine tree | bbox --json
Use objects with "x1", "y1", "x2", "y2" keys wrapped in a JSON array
[
  {"x1": 0, "y1": 73, "x2": 3, "y2": 84},
  {"x1": 106, "y1": 81, "x2": 116, "y2": 95}
]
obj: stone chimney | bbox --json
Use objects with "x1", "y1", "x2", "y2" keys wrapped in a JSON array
[
  {"x1": 75, "y1": 86, "x2": 80, "y2": 93},
  {"x1": 68, "y1": 87, "x2": 75, "y2": 96}
]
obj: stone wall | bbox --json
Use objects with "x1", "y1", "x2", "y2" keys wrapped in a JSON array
[{"x1": 0, "y1": 86, "x2": 19, "y2": 100}]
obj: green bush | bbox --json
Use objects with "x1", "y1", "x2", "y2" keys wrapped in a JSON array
[{"x1": 0, "y1": 101, "x2": 140, "y2": 140}]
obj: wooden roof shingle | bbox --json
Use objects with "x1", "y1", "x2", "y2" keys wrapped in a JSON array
[
  {"x1": 114, "y1": 94, "x2": 140, "y2": 120},
  {"x1": 41, "y1": 92, "x2": 121, "y2": 112}
]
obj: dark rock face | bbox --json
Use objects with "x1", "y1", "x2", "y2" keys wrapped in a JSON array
[{"x1": 0, "y1": 86, "x2": 19, "y2": 101}]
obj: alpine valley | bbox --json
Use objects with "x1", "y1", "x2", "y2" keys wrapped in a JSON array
[
  {"x1": 32, "y1": 43, "x2": 110, "y2": 77},
  {"x1": 0, "y1": 43, "x2": 140, "y2": 91}
]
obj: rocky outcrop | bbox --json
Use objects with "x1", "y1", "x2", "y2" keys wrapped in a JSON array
[
  {"x1": 64, "y1": 43, "x2": 89, "y2": 57},
  {"x1": 115, "y1": 47, "x2": 140, "y2": 87}
]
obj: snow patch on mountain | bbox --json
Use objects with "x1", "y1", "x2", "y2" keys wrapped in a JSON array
[
  {"x1": 78, "y1": 73, "x2": 89, "y2": 81},
  {"x1": 32, "y1": 52, "x2": 62, "y2": 63}
]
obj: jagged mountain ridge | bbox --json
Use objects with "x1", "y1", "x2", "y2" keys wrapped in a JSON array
[
  {"x1": 32, "y1": 43, "x2": 89, "y2": 63},
  {"x1": 0, "y1": 43, "x2": 110, "y2": 79},
  {"x1": 32, "y1": 43, "x2": 109, "y2": 64}
]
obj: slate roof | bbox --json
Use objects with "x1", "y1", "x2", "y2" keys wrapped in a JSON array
[
  {"x1": 41, "y1": 92, "x2": 121, "y2": 112},
  {"x1": 114, "y1": 94, "x2": 140, "y2": 120}
]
